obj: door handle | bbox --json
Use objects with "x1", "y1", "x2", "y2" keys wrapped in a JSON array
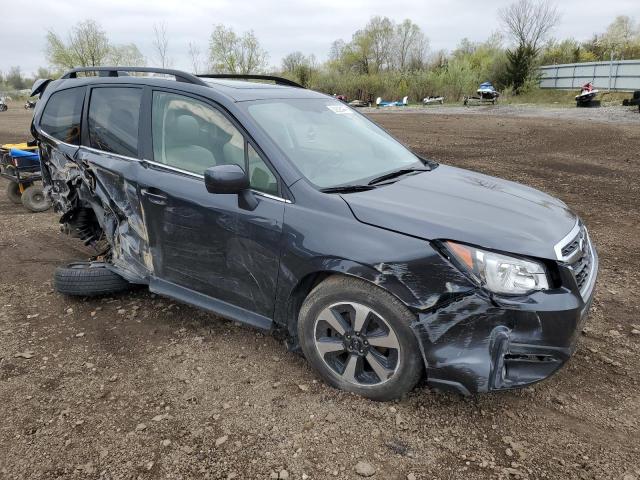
[{"x1": 141, "y1": 188, "x2": 168, "y2": 206}]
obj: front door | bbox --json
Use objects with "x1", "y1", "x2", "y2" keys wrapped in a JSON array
[{"x1": 137, "y1": 90, "x2": 285, "y2": 321}]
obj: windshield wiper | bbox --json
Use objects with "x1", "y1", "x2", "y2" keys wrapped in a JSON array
[
  {"x1": 367, "y1": 167, "x2": 430, "y2": 186},
  {"x1": 320, "y1": 184, "x2": 377, "y2": 194}
]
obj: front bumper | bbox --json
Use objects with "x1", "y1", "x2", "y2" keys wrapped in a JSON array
[{"x1": 413, "y1": 251, "x2": 598, "y2": 395}]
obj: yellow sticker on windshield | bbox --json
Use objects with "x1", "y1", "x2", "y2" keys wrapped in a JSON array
[{"x1": 327, "y1": 105, "x2": 354, "y2": 115}]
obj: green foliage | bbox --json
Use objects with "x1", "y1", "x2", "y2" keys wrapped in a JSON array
[
  {"x1": 505, "y1": 44, "x2": 537, "y2": 93},
  {"x1": 281, "y1": 52, "x2": 317, "y2": 87},
  {"x1": 6, "y1": 66, "x2": 27, "y2": 90},
  {"x1": 46, "y1": 19, "x2": 145, "y2": 70},
  {"x1": 208, "y1": 25, "x2": 268, "y2": 74}
]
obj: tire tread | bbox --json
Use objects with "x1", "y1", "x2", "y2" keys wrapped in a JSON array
[{"x1": 54, "y1": 263, "x2": 130, "y2": 297}]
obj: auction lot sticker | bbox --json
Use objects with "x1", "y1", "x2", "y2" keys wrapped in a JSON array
[{"x1": 327, "y1": 105, "x2": 354, "y2": 115}]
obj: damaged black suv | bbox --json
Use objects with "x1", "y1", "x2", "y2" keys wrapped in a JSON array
[{"x1": 30, "y1": 67, "x2": 598, "y2": 401}]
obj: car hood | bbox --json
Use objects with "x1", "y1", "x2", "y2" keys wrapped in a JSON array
[{"x1": 341, "y1": 165, "x2": 577, "y2": 260}]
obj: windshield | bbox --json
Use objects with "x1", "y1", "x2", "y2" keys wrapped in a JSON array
[{"x1": 244, "y1": 98, "x2": 423, "y2": 188}]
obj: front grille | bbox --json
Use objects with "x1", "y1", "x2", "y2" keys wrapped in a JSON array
[
  {"x1": 562, "y1": 226, "x2": 594, "y2": 299},
  {"x1": 561, "y1": 238, "x2": 580, "y2": 257}
]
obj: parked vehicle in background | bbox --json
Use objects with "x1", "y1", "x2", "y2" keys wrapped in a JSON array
[
  {"x1": 423, "y1": 96, "x2": 444, "y2": 105},
  {"x1": 0, "y1": 142, "x2": 50, "y2": 212},
  {"x1": 30, "y1": 67, "x2": 597, "y2": 401},
  {"x1": 0, "y1": 97, "x2": 8, "y2": 112},
  {"x1": 622, "y1": 90, "x2": 640, "y2": 112},
  {"x1": 376, "y1": 96, "x2": 408, "y2": 107},
  {"x1": 464, "y1": 82, "x2": 500, "y2": 105},
  {"x1": 576, "y1": 82, "x2": 599, "y2": 107}
]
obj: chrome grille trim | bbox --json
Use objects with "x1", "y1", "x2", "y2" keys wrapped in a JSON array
[
  {"x1": 553, "y1": 219, "x2": 581, "y2": 262},
  {"x1": 556, "y1": 222, "x2": 597, "y2": 301}
]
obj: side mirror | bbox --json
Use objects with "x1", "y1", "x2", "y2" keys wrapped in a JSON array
[{"x1": 204, "y1": 164, "x2": 249, "y2": 194}]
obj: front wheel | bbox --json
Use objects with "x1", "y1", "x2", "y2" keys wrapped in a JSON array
[{"x1": 298, "y1": 276, "x2": 423, "y2": 401}]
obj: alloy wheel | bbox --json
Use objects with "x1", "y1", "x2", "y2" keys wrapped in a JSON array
[{"x1": 313, "y1": 302, "x2": 401, "y2": 386}]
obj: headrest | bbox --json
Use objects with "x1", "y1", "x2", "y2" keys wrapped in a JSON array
[{"x1": 170, "y1": 115, "x2": 200, "y2": 145}]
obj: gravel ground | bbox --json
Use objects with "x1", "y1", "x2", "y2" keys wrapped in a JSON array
[
  {"x1": 0, "y1": 102, "x2": 639, "y2": 480},
  {"x1": 361, "y1": 103, "x2": 640, "y2": 125}
]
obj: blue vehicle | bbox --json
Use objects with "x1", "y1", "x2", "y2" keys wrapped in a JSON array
[{"x1": 464, "y1": 82, "x2": 500, "y2": 105}]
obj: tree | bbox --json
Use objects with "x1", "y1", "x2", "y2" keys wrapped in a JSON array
[
  {"x1": 328, "y1": 17, "x2": 429, "y2": 74},
  {"x1": 505, "y1": 44, "x2": 537, "y2": 92},
  {"x1": 366, "y1": 16, "x2": 395, "y2": 72},
  {"x1": 208, "y1": 25, "x2": 268, "y2": 74},
  {"x1": 45, "y1": 19, "x2": 144, "y2": 70},
  {"x1": 188, "y1": 42, "x2": 203, "y2": 74},
  {"x1": 499, "y1": 0, "x2": 560, "y2": 53},
  {"x1": 46, "y1": 20, "x2": 111, "y2": 69},
  {"x1": 6, "y1": 66, "x2": 26, "y2": 90},
  {"x1": 109, "y1": 44, "x2": 146, "y2": 66},
  {"x1": 395, "y1": 19, "x2": 428, "y2": 71},
  {"x1": 281, "y1": 51, "x2": 316, "y2": 87},
  {"x1": 499, "y1": 0, "x2": 560, "y2": 92},
  {"x1": 152, "y1": 22, "x2": 171, "y2": 68}
]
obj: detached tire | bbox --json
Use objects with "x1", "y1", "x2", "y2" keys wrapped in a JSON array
[
  {"x1": 54, "y1": 262, "x2": 131, "y2": 297},
  {"x1": 298, "y1": 275, "x2": 423, "y2": 401},
  {"x1": 6, "y1": 181, "x2": 23, "y2": 204},
  {"x1": 21, "y1": 184, "x2": 50, "y2": 212}
]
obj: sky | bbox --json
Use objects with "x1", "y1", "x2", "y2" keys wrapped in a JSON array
[{"x1": 0, "y1": 0, "x2": 638, "y2": 76}]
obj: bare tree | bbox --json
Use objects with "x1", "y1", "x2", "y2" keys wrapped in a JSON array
[
  {"x1": 395, "y1": 19, "x2": 428, "y2": 71},
  {"x1": 152, "y1": 22, "x2": 171, "y2": 68},
  {"x1": 499, "y1": 0, "x2": 561, "y2": 52},
  {"x1": 188, "y1": 42, "x2": 202, "y2": 74}
]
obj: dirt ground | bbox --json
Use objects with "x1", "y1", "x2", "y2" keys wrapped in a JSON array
[{"x1": 0, "y1": 101, "x2": 639, "y2": 480}]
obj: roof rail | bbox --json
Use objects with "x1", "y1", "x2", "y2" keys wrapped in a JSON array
[
  {"x1": 60, "y1": 67, "x2": 208, "y2": 86},
  {"x1": 197, "y1": 74, "x2": 304, "y2": 88}
]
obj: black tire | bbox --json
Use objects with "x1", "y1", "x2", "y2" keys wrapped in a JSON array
[
  {"x1": 6, "y1": 181, "x2": 23, "y2": 204},
  {"x1": 54, "y1": 261, "x2": 131, "y2": 297},
  {"x1": 21, "y1": 184, "x2": 50, "y2": 212},
  {"x1": 298, "y1": 275, "x2": 423, "y2": 401}
]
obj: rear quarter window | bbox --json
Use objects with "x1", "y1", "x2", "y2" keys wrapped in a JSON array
[
  {"x1": 88, "y1": 87, "x2": 142, "y2": 157},
  {"x1": 40, "y1": 87, "x2": 85, "y2": 145}
]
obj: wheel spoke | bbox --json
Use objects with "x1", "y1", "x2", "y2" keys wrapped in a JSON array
[
  {"x1": 366, "y1": 351, "x2": 394, "y2": 382},
  {"x1": 318, "y1": 307, "x2": 349, "y2": 335},
  {"x1": 351, "y1": 304, "x2": 370, "y2": 333},
  {"x1": 315, "y1": 337, "x2": 345, "y2": 356},
  {"x1": 367, "y1": 331, "x2": 399, "y2": 349},
  {"x1": 341, "y1": 354, "x2": 360, "y2": 383}
]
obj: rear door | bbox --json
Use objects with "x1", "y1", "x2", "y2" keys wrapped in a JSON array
[
  {"x1": 37, "y1": 86, "x2": 86, "y2": 209},
  {"x1": 76, "y1": 85, "x2": 151, "y2": 280},
  {"x1": 136, "y1": 90, "x2": 285, "y2": 323}
]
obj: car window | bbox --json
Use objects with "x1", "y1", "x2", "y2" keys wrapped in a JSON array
[
  {"x1": 40, "y1": 87, "x2": 85, "y2": 145},
  {"x1": 88, "y1": 87, "x2": 142, "y2": 157},
  {"x1": 152, "y1": 92, "x2": 245, "y2": 175},
  {"x1": 244, "y1": 98, "x2": 420, "y2": 189},
  {"x1": 248, "y1": 144, "x2": 278, "y2": 196}
]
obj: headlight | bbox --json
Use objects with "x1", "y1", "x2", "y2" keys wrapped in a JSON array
[{"x1": 444, "y1": 241, "x2": 549, "y2": 295}]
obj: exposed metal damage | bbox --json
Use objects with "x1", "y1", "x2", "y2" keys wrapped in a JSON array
[{"x1": 41, "y1": 141, "x2": 153, "y2": 283}]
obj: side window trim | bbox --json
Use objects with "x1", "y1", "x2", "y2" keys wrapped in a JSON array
[{"x1": 148, "y1": 88, "x2": 283, "y2": 196}]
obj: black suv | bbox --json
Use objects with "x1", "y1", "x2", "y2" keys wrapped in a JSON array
[{"x1": 30, "y1": 67, "x2": 597, "y2": 401}]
